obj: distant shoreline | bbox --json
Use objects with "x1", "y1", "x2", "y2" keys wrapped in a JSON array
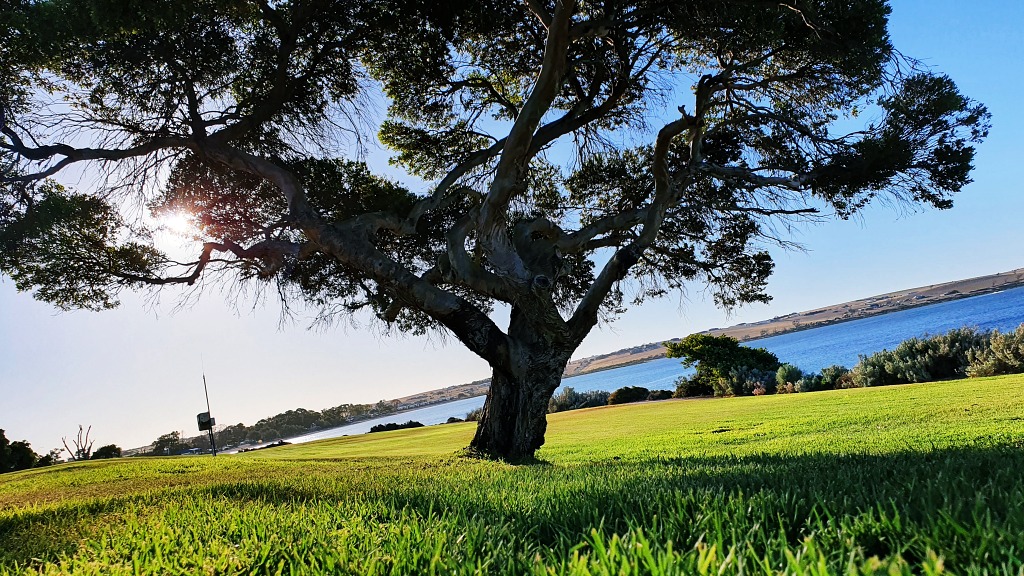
[{"x1": 563, "y1": 268, "x2": 1024, "y2": 376}]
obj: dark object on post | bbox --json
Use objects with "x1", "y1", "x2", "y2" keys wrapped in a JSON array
[{"x1": 197, "y1": 412, "x2": 215, "y2": 431}]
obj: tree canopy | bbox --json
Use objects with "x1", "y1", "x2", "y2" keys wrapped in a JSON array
[
  {"x1": 0, "y1": 0, "x2": 988, "y2": 460},
  {"x1": 666, "y1": 333, "x2": 780, "y2": 392}
]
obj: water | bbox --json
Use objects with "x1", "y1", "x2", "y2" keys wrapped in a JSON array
[
  {"x1": 280, "y1": 286, "x2": 1024, "y2": 446},
  {"x1": 286, "y1": 396, "x2": 486, "y2": 444},
  {"x1": 752, "y1": 285, "x2": 1024, "y2": 371}
]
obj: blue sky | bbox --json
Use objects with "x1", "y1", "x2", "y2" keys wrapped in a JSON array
[{"x1": 2, "y1": 1, "x2": 1022, "y2": 453}]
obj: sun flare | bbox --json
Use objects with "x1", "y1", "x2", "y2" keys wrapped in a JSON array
[{"x1": 158, "y1": 210, "x2": 197, "y2": 236}]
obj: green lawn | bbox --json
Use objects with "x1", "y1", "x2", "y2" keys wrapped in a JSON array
[{"x1": 2, "y1": 376, "x2": 1024, "y2": 574}]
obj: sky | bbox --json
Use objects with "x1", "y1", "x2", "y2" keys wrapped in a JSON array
[{"x1": 2, "y1": 1, "x2": 1023, "y2": 454}]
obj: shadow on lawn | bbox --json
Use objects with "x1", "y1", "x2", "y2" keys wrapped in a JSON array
[{"x1": 3, "y1": 442, "x2": 1024, "y2": 569}]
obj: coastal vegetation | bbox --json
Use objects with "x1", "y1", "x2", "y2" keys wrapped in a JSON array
[
  {"x1": 2, "y1": 375, "x2": 1022, "y2": 574},
  {"x1": 670, "y1": 324, "x2": 1024, "y2": 399},
  {"x1": 368, "y1": 420, "x2": 425, "y2": 434}
]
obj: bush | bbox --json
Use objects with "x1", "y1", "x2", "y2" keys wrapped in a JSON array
[
  {"x1": 647, "y1": 389, "x2": 673, "y2": 401},
  {"x1": 852, "y1": 327, "x2": 989, "y2": 387},
  {"x1": 794, "y1": 373, "x2": 824, "y2": 393},
  {"x1": 968, "y1": 324, "x2": 1024, "y2": 377},
  {"x1": 369, "y1": 420, "x2": 424, "y2": 433},
  {"x1": 673, "y1": 375, "x2": 714, "y2": 398},
  {"x1": 91, "y1": 444, "x2": 122, "y2": 459},
  {"x1": 464, "y1": 407, "x2": 483, "y2": 422},
  {"x1": 776, "y1": 364, "x2": 803, "y2": 389},
  {"x1": 819, "y1": 365, "x2": 851, "y2": 390},
  {"x1": 607, "y1": 386, "x2": 650, "y2": 405},
  {"x1": 548, "y1": 388, "x2": 611, "y2": 413},
  {"x1": 716, "y1": 366, "x2": 775, "y2": 397}
]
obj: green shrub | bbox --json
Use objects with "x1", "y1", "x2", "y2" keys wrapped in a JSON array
[
  {"x1": 968, "y1": 325, "x2": 1024, "y2": 377},
  {"x1": 549, "y1": 388, "x2": 611, "y2": 413},
  {"x1": 795, "y1": 373, "x2": 824, "y2": 393},
  {"x1": 852, "y1": 327, "x2": 990, "y2": 387},
  {"x1": 647, "y1": 389, "x2": 673, "y2": 401},
  {"x1": 607, "y1": 386, "x2": 650, "y2": 405},
  {"x1": 369, "y1": 421, "x2": 424, "y2": 433},
  {"x1": 819, "y1": 365, "x2": 851, "y2": 390},
  {"x1": 464, "y1": 407, "x2": 483, "y2": 421},
  {"x1": 673, "y1": 375, "x2": 714, "y2": 398},
  {"x1": 716, "y1": 366, "x2": 776, "y2": 397},
  {"x1": 776, "y1": 364, "x2": 803, "y2": 389}
]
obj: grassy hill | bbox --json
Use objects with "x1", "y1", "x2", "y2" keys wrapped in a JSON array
[{"x1": 2, "y1": 376, "x2": 1024, "y2": 574}]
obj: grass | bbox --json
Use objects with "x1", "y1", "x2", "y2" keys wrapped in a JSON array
[{"x1": 2, "y1": 375, "x2": 1023, "y2": 574}]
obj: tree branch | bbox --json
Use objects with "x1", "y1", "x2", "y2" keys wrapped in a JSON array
[{"x1": 477, "y1": 0, "x2": 577, "y2": 281}]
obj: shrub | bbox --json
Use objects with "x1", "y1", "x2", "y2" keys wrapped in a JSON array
[
  {"x1": 464, "y1": 407, "x2": 483, "y2": 422},
  {"x1": 819, "y1": 365, "x2": 851, "y2": 390},
  {"x1": 673, "y1": 375, "x2": 714, "y2": 398},
  {"x1": 548, "y1": 388, "x2": 611, "y2": 413},
  {"x1": 607, "y1": 386, "x2": 650, "y2": 405},
  {"x1": 795, "y1": 373, "x2": 824, "y2": 393},
  {"x1": 968, "y1": 324, "x2": 1024, "y2": 377},
  {"x1": 91, "y1": 444, "x2": 122, "y2": 459},
  {"x1": 776, "y1": 364, "x2": 803, "y2": 389},
  {"x1": 851, "y1": 327, "x2": 990, "y2": 387},
  {"x1": 716, "y1": 366, "x2": 776, "y2": 397},
  {"x1": 647, "y1": 389, "x2": 673, "y2": 401},
  {"x1": 369, "y1": 420, "x2": 424, "y2": 433}
]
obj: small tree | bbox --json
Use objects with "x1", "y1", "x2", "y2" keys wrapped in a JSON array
[
  {"x1": 36, "y1": 448, "x2": 63, "y2": 467},
  {"x1": 150, "y1": 432, "x2": 187, "y2": 456},
  {"x1": 62, "y1": 425, "x2": 94, "y2": 461},
  {"x1": 667, "y1": 334, "x2": 780, "y2": 395}
]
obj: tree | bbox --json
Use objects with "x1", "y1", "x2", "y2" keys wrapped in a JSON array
[
  {"x1": 0, "y1": 1, "x2": 987, "y2": 461},
  {"x1": 91, "y1": 444, "x2": 123, "y2": 459},
  {"x1": 36, "y1": 448, "x2": 63, "y2": 467},
  {"x1": 150, "y1": 432, "x2": 187, "y2": 456},
  {"x1": 666, "y1": 334, "x2": 781, "y2": 395},
  {"x1": 62, "y1": 425, "x2": 94, "y2": 461},
  {"x1": 0, "y1": 429, "x2": 45, "y2": 473}
]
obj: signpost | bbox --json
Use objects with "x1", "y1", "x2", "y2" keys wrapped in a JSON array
[{"x1": 196, "y1": 373, "x2": 217, "y2": 456}]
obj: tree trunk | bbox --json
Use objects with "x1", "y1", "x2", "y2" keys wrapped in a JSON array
[{"x1": 469, "y1": 309, "x2": 571, "y2": 461}]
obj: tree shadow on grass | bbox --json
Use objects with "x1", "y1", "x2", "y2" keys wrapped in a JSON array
[{"x1": 3, "y1": 443, "x2": 1024, "y2": 570}]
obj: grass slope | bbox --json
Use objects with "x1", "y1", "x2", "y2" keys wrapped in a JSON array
[{"x1": 2, "y1": 376, "x2": 1024, "y2": 574}]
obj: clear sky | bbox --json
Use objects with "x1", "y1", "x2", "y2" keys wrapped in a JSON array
[{"x1": 2, "y1": 1, "x2": 1022, "y2": 454}]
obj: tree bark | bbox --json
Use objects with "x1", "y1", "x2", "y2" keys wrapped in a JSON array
[{"x1": 469, "y1": 307, "x2": 571, "y2": 462}]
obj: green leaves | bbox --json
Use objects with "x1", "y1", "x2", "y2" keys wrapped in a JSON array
[
  {"x1": 810, "y1": 73, "x2": 989, "y2": 214},
  {"x1": 0, "y1": 181, "x2": 164, "y2": 310}
]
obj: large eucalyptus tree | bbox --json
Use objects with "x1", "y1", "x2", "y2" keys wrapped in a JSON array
[{"x1": 0, "y1": 0, "x2": 987, "y2": 460}]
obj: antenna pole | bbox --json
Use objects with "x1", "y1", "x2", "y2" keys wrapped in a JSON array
[{"x1": 203, "y1": 372, "x2": 217, "y2": 456}]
